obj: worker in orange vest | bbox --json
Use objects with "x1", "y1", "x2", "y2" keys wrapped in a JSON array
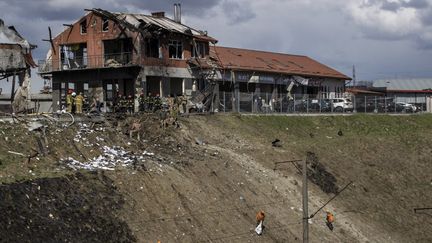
[
  {"x1": 255, "y1": 210, "x2": 265, "y2": 235},
  {"x1": 326, "y1": 211, "x2": 334, "y2": 231},
  {"x1": 256, "y1": 210, "x2": 265, "y2": 225}
]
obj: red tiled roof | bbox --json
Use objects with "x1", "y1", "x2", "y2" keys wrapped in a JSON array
[{"x1": 210, "y1": 46, "x2": 351, "y2": 80}]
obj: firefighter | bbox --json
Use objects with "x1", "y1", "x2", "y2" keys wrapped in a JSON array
[
  {"x1": 71, "y1": 92, "x2": 77, "y2": 114},
  {"x1": 153, "y1": 94, "x2": 162, "y2": 112},
  {"x1": 127, "y1": 95, "x2": 134, "y2": 114},
  {"x1": 326, "y1": 212, "x2": 334, "y2": 231},
  {"x1": 66, "y1": 89, "x2": 73, "y2": 112},
  {"x1": 138, "y1": 92, "x2": 145, "y2": 112},
  {"x1": 146, "y1": 92, "x2": 153, "y2": 112},
  {"x1": 75, "y1": 92, "x2": 84, "y2": 114}
]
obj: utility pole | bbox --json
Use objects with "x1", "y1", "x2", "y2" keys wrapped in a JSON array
[
  {"x1": 352, "y1": 65, "x2": 356, "y2": 87},
  {"x1": 302, "y1": 159, "x2": 309, "y2": 243}
]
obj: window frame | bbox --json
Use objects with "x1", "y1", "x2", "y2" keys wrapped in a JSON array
[
  {"x1": 168, "y1": 40, "x2": 183, "y2": 59},
  {"x1": 102, "y1": 17, "x2": 109, "y2": 32},
  {"x1": 192, "y1": 42, "x2": 206, "y2": 58},
  {"x1": 80, "y1": 19, "x2": 87, "y2": 35}
]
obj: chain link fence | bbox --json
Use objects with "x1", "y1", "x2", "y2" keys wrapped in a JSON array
[{"x1": 218, "y1": 92, "x2": 429, "y2": 114}]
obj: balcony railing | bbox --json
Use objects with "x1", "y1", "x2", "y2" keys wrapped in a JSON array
[{"x1": 38, "y1": 52, "x2": 137, "y2": 73}]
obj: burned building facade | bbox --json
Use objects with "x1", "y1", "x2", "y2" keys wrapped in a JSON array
[
  {"x1": 39, "y1": 7, "x2": 218, "y2": 111},
  {"x1": 39, "y1": 7, "x2": 350, "y2": 113}
]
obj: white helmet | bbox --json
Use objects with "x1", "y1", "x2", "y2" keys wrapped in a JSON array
[{"x1": 71, "y1": 92, "x2": 76, "y2": 96}]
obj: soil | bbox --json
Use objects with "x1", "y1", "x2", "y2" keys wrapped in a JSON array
[
  {"x1": 0, "y1": 172, "x2": 135, "y2": 243},
  {"x1": 0, "y1": 113, "x2": 431, "y2": 242}
]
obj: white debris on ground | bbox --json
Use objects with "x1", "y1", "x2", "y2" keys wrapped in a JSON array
[{"x1": 61, "y1": 146, "x2": 155, "y2": 171}]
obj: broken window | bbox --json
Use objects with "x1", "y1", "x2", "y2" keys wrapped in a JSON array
[
  {"x1": 102, "y1": 17, "x2": 109, "y2": 32},
  {"x1": 169, "y1": 40, "x2": 183, "y2": 59},
  {"x1": 60, "y1": 43, "x2": 88, "y2": 70},
  {"x1": 145, "y1": 38, "x2": 160, "y2": 58},
  {"x1": 80, "y1": 19, "x2": 87, "y2": 34},
  {"x1": 192, "y1": 42, "x2": 207, "y2": 58},
  {"x1": 103, "y1": 38, "x2": 133, "y2": 65}
]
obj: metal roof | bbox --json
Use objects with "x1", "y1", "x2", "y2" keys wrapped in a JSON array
[
  {"x1": 210, "y1": 46, "x2": 351, "y2": 80},
  {"x1": 89, "y1": 9, "x2": 217, "y2": 43},
  {"x1": 373, "y1": 78, "x2": 432, "y2": 91}
]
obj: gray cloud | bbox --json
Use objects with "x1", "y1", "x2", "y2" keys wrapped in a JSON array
[{"x1": 221, "y1": 0, "x2": 256, "y2": 24}]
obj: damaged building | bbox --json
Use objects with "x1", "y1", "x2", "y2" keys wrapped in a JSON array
[
  {"x1": 38, "y1": 6, "x2": 218, "y2": 112},
  {"x1": 0, "y1": 18, "x2": 37, "y2": 112},
  {"x1": 210, "y1": 46, "x2": 351, "y2": 111},
  {"x1": 39, "y1": 6, "x2": 350, "y2": 113}
]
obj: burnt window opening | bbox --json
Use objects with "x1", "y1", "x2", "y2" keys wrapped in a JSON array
[
  {"x1": 192, "y1": 42, "x2": 207, "y2": 58},
  {"x1": 102, "y1": 17, "x2": 109, "y2": 32},
  {"x1": 103, "y1": 38, "x2": 133, "y2": 65},
  {"x1": 145, "y1": 38, "x2": 161, "y2": 58},
  {"x1": 169, "y1": 40, "x2": 183, "y2": 59},
  {"x1": 80, "y1": 19, "x2": 87, "y2": 34},
  {"x1": 60, "y1": 43, "x2": 88, "y2": 70}
]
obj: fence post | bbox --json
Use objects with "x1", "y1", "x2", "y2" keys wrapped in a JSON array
[
  {"x1": 384, "y1": 96, "x2": 387, "y2": 113},
  {"x1": 374, "y1": 96, "x2": 377, "y2": 113},
  {"x1": 251, "y1": 92, "x2": 254, "y2": 113},
  {"x1": 306, "y1": 97, "x2": 309, "y2": 114},
  {"x1": 364, "y1": 97, "x2": 367, "y2": 113},
  {"x1": 394, "y1": 95, "x2": 397, "y2": 113},
  {"x1": 223, "y1": 91, "x2": 226, "y2": 113},
  {"x1": 294, "y1": 95, "x2": 296, "y2": 113}
]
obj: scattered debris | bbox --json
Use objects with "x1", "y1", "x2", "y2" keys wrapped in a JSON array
[
  {"x1": 272, "y1": 138, "x2": 282, "y2": 147},
  {"x1": 27, "y1": 121, "x2": 44, "y2": 131},
  {"x1": 61, "y1": 146, "x2": 151, "y2": 171},
  {"x1": 306, "y1": 152, "x2": 339, "y2": 194},
  {"x1": 195, "y1": 137, "x2": 205, "y2": 145},
  {"x1": 7, "y1": 150, "x2": 25, "y2": 157}
]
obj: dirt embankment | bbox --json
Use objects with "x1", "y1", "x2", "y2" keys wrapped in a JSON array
[
  {"x1": 0, "y1": 172, "x2": 135, "y2": 243},
  {"x1": 0, "y1": 114, "x2": 431, "y2": 242}
]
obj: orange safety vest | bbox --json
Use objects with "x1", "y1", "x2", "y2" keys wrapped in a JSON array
[
  {"x1": 327, "y1": 213, "x2": 334, "y2": 223},
  {"x1": 256, "y1": 211, "x2": 265, "y2": 223}
]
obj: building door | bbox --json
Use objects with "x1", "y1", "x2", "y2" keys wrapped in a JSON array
[{"x1": 170, "y1": 78, "x2": 183, "y2": 96}]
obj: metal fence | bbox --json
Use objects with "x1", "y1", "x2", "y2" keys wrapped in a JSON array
[{"x1": 218, "y1": 92, "x2": 429, "y2": 114}]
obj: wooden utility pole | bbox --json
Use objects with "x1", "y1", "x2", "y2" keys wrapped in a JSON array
[{"x1": 302, "y1": 159, "x2": 309, "y2": 243}]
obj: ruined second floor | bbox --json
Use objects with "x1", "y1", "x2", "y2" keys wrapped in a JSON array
[{"x1": 39, "y1": 8, "x2": 217, "y2": 73}]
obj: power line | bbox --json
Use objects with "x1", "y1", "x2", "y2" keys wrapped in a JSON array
[{"x1": 309, "y1": 181, "x2": 353, "y2": 219}]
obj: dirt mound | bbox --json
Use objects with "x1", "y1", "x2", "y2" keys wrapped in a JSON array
[
  {"x1": 306, "y1": 151, "x2": 339, "y2": 194},
  {"x1": 0, "y1": 172, "x2": 136, "y2": 243}
]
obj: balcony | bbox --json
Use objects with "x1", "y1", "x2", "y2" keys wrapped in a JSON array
[{"x1": 38, "y1": 52, "x2": 138, "y2": 73}]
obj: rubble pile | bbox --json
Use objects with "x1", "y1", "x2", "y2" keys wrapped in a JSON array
[{"x1": 61, "y1": 146, "x2": 154, "y2": 171}]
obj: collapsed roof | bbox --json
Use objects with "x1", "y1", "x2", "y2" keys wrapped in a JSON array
[
  {"x1": 89, "y1": 8, "x2": 217, "y2": 43},
  {"x1": 210, "y1": 46, "x2": 351, "y2": 80},
  {"x1": 0, "y1": 19, "x2": 37, "y2": 78}
]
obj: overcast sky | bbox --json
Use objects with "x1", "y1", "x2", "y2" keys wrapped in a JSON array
[{"x1": 1, "y1": 0, "x2": 432, "y2": 91}]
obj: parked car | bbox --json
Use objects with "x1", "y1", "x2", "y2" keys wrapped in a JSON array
[
  {"x1": 328, "y1": 98, "x2": 353, "y2": 112},
  {"x1": 386, "y1": 102, "x2": 416, "y2": 113},
  {"x1": 396, "y1": 102, "x2": 416, "y2": 112}
]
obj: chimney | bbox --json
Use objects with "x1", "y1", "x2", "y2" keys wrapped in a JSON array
[
  {"x1": 174, "y1": 3, "x2": 181, "y2": 23},
  {"x1": 151, "y1": 12, "x2": 165, "y2": 18}
]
